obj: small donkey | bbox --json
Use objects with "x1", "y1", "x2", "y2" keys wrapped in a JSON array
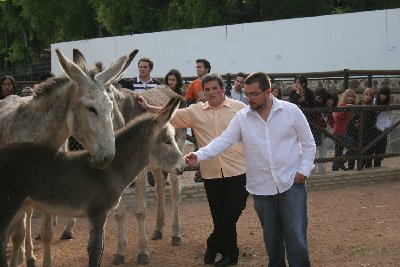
[{"x1": 0, "y1": 96, "x2": 185, "y2": 267}]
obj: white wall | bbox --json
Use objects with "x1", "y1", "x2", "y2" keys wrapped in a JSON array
[{"x1": 51, "y1": 8, "x2": 400, "y2": 78}]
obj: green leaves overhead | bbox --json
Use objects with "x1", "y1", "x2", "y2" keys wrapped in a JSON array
[{"x1": 1, "y1": 0, "x2": 400, "y2": 68}]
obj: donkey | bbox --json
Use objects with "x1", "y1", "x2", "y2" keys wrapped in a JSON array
[
  {"x1": 0, "y1": 96, "x2": 185, "y2": 267},
  {"x1": 57, "y1": 85, "x2": 187, "y2": 265},
  {"x1": 0, "y1": 48, "x2": 138, "y2": 267},
  {"x1": 111, "y1": 86, "x2": 187, "y2": 265}
]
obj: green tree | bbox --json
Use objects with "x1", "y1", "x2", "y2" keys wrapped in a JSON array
[
  {"x1": 1, "y1": 0, "x2": 400, "y2": 69},
  {"x1": 1, "y1": 0, "x2": 102, "y2": 67},
  {"x1": 91, "y1": 0, "x2": 168, "y2": 35},
  {"x1": 164, "y1": 0, "x2": 236, "y2": 30}
]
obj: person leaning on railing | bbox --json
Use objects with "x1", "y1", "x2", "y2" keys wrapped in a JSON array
[
  {"x1": 332, "y1": 89, "x2": 358, "y2": 171},
  {"x1": 372, "y1": 86, "x2": 394, "y2": 167},
  {"x1": 357, "y1": 88, "x2": 378, "y2": 168}
]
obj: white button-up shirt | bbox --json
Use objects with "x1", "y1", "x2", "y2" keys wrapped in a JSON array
[{"x1": 195, "y1": 97, "x2": 316, "y2": 195}]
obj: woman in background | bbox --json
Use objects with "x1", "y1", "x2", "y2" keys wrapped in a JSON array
[
  {"x1": 164, "y1": 69, "x2": 184, "y2": 96},
  {"x1": 313, "y1": 89, "x2": 336, "y2": 173},
  {"x1": 373, "y1": 86, "x2": 393, "y2": 167},
  {"x1": 271, "y1": 86, "x2": 282, "y2": 100},
  {"x1": 357, "y1": 88, "x2": 378, "y2": 168},
  {"x1": 332, "y1": 89, "x2": 358, "y2": 171},
  {"x1": 1, "y1": 75, "x2": 17, "y2": 99}
]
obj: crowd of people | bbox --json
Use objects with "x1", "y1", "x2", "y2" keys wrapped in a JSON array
[
  {"x1": 1, "y1": 60, "x2": 396, "y2": 266},
  {"x1": 284, "y1": 75, "x2": 394, "y2": 173}
]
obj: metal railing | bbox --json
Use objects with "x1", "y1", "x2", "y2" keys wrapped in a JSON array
[{"x1": 0, "y1": 61, "x2": 51, "y2": 83}]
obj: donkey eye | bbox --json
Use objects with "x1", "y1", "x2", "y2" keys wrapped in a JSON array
[{"x1": 87, "y1": 107, "x2": 98, "y2": 115}]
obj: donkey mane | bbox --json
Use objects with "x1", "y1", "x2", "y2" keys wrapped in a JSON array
[
  {"x1": 33, "y1": 61, "x2": 104, "y2": 100},
  {"x1": 113, "y1": 113, "x2": 160, "y2": 159},
  {"x1": 32, "y1": 76, "x2": 70, "y2": 99}
]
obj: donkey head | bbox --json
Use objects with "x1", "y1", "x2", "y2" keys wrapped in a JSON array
[
  {"x1": 55, "y1": 48, "x2": 138, "y2": 168},
  {"x1": 149, "y1": 96, "x2": 186, "y2": 174}
]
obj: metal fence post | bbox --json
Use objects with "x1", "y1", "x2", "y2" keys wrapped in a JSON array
[
  {"x1": 343, "y1": 69, "x2": 349, "y2": 90},
  {"x1": 367, "y1": 74, "x2": 373, "y2": 87}
]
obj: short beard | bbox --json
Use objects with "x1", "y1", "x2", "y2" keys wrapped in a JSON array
[{"x1": 249, "y1": 98, "x2": 267, "y2": 110}]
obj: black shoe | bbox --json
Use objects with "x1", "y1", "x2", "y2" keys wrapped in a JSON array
[
  {"x1": 194, "y1": 171, "x2": 203, "y2": 183},
  {"x1": 204, "y1": 249, "x2": 217, "y2": 265},
  {"x1": 214, "y1": 256, "x2": 238, "y2": 267}
]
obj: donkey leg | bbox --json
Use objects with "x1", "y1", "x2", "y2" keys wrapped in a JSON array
[
  {"x1": 60, "y1": 217, "x2": 76, "y2": 240},
  {"x1": 151, "y1": 167, "x2": 166, "y2": 241},
  {"x1": 1, "y1": 206, "x2": 24, "y2": 267},
  {"x1": 0, "y1": 231, "x2": 8, "y2": 267},
  {"x1": 10, "y1": 215, "x2": 26, "y2": 267},
  {"x1": 41, "y1": 213, "x2": 54, "y2": 267},
  {"x1": 24, "y1": 208, "x2": 37, "y2": 267},
  {"x1": 170, "y1": 171, "x2": 182, "y2": 246},
  {"x1": 87, "y1": 214, "x2": 107, "y2": 267},
  {"x1": 134, "y1": 170, "x2": 149, "y2": 265},
  {"x1": 112, "y1": 201, "x2": 127, "y2": 265}
]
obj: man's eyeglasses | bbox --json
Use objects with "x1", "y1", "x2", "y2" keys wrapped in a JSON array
[{"x1": 244, "y1": 90, "x2": 264, "y2": 98}]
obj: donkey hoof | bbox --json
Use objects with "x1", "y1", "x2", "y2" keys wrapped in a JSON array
[
  {"x1": 112, "y1": 254, "x2": 125, "y2": 265},
  {"x1": 171, "y1": 236, "x2": 182, "y2": 246},
  {"x1": 27, "y1": 258, "x2": 37, "y2": 267},
  {"x1": 151, "y1": 231, "x2": 163, "y2": 240},
  {"x1": 137, "y1": 254, "x2": 149, "y2": 265},
  {"x1": 60, "y1": 230, "x2": 74, "y2": 240}
]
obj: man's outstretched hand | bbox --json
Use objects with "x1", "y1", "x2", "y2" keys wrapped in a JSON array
[{"x1": 184, "y1": 152, "x2": 198, "y2": 166}]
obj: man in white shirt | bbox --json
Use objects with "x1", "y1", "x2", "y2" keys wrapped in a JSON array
[
  {"x1": 184, "y1": 72, "x2": 315, "y2": 267},
  {"x1": 229, "y1": 72, "x2": 248, "y2": 104}
]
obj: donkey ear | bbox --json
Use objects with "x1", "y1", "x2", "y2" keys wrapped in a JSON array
[
  {"x1": 156, "y1": 96, "x2": 181, "y2": 123},
  {"x1": 55, "y1": 49, "x2": 88, "y2": 85},
  {"x1": 95, "y1": 49, "x2": 139, "y2": 86},
  {"x1": 72, "y1": 49, "x2": 88, "y2": 73}
]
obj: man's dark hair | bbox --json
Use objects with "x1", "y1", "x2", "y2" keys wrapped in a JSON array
[
  {"x1": 164, "y1": 69, "x2": 183, "y2": 92},
  {"x1": 236, "y1": 72, "x2": 247, "y2": 79},
  {"x1": 376, "y1": 86, "x2": 391, "y2": 105},
  {"x1": 294, "y1": 74, "x2": 308, "y2": 88},
  {"x1": 201, "y1": 73, "x2": 224, "y2": 89},
  {"x1": 244, "y1": 72, "x2": 271, "y2": 91},
  {"x1": 196, "y1": 59, "x2": 211, "y2": 73},
  {"x1": 138, "y1": 57, "x2": 154, "y2": 70}
]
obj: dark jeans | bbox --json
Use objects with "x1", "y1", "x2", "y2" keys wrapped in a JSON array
[
  {"x1": 203, "y1": 173, "x2": 248, "y2": 258},
  {"x1": 332, "y1": 134, "x2": 356, "y2": 171},
  {"x1": 253, "y1": 183, "x2": 310, "y2": 267}
]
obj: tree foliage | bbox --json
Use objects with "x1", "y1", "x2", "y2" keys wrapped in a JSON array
[{"x1": 1, "y1": 0, "x2": 399, "y2": 68}]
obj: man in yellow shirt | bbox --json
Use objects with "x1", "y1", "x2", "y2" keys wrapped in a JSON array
[{"x1": 139, "y1": 73, "x2": 247, "y2": 267}]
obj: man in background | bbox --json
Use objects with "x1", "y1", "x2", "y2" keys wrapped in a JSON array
[
  {"x1": 118, "y1": 57, "x2": 161, "y2": 91},
  {"x1": 229, "y1": 72, "x2": 248, "y2": 104},
  {"x1": 184, "y1": 59, "x2": 211, "y2": 105}
]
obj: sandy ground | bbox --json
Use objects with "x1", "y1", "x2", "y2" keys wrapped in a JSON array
[{"x1": 8, "y1": 180, "x2": 400, "y2": 267}]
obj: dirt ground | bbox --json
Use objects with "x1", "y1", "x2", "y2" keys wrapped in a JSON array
[{"x1": 8, "y1": 180, "x2": 399, "y2": 267}]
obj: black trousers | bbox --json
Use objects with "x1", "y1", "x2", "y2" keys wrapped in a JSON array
[
  {"x1": 374, "y1": 130, "x2": 388, "y2": 167},
  {"x1": 203, "y1": 173, "x2": 248, "y2": 258}
]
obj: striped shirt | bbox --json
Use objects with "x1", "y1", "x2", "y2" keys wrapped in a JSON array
[{"x1": 118, "y1": 76, "x2": 161, "y2": 91}]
